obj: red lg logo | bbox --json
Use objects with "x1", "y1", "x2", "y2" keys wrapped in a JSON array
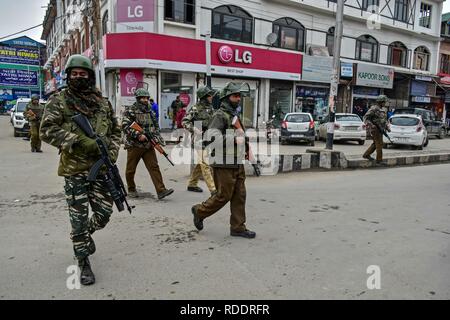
[{"x1": 218, "y1": 45, "x2": 234, "y2": 63}]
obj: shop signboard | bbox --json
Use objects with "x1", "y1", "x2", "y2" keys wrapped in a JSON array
[
  {"x1": 356, "y1": 63, "x2": 394, "y2": 89},
  {"x1": 301, "y1": 55, "x2": 332, "y2": 83},
  {"x1": 0, "y1": 45, "x2": 40, "y2": 66},
  {"x1": 341, "y1": 62, "x2": 353, "y2": 77},
  {"x1": 415, "y1": 75, "x2": 433, "y2": 82},
  {"x1": 0, "y1": 68, "x2": 38, "y2": 87},
  {"x1": 120, "y1": 68, "x2": 143, "y2": 96},
  {"x1": 412, "y1": 96, "x2": 431, "y2": 103},
  {"x1": 116, "y1": 0, "x2": 155, "y2": 33}
]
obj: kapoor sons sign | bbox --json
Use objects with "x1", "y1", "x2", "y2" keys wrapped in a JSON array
[{"x1": 356, "y1": 63, "x2": 394, "y2": 89}]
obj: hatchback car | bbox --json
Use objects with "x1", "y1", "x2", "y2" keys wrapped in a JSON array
[
  {"x1": 318, "y1": 113, "x2": 366, "y2": 145},
  {"x1": 383, "y1": 114, "x2": 428, "y2": 150},
  {"x1": 394, "y1": 108, "x2": 445, "y2": 139},
  {"x1": 280, "y1": 112, "x2": 315, "y2": 145}
]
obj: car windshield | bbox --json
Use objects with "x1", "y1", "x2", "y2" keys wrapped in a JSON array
[
  {"x1": 15, "y1": 102, "x2": 28, "y2": 112},
  {"x1": 390, "y1": 117, "x2": 420, "y2": 126},
  {"x1": 336, "y1": 115, "x2": 361, "y2": 122},
  {"x1": 286, "y1": 114, "x2": 310, "y2": 123}
]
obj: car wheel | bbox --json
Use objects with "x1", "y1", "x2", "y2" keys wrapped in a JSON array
[
  {"x1": 281, "y1": 139, "x2": 287, "y2": 145},
  {"x1": 416, "y1": 142, "x2": 424, "y2": 150},
  {"x1": 310, "y1": 140, "x2": 315, "y2": 146},
  {"x1": 424, "y1": 138, "x2": 429, "y2": 147},
  {"x1": 13, "y1": 128, "x2": 19, "y2": 137},
  {"x1": 438, "y1": 128, "x2": 445, "y2": 139},
  {"x1": 358, "y1": 140, "x2": 365, "y2": 145}
]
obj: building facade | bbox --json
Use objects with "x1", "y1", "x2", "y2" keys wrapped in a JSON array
[
  {"x1": 42, "y1": 0, "x2": 445, "y2": 128},
  {"x1": 0, "y1": 36, "x2": 46, "y2": 109}
]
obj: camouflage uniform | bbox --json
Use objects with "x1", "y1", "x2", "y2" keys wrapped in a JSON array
[
  {"x1": 363, "y1": 104, "x2": 388, "y2": 162},
  {"x1": 24, "y1": 100, "x2": 44, "y2": 152},
  {"x1": 40, "y1": 88, "x2": 121, "y2": 260},
  {"x1": 122, "y1": 101, "x2": 169, "y2": 195},
  {"x1": 182, "y1": 96, "x2": 216, "y2": 194}
]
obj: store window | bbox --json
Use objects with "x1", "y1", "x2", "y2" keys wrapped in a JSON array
[
  {"x1": 295, "y1": 86, "x2": 329, "y2": 121},
  {"x1": 414, "y1": 46, "x2": 430, "y2": 71},
  {"x1": 102, "y1": 10, "x2": 109, "y2": 36},
  {"x1": 212, "y1": 5, "x2": 253, "y2": 44},
  {"x1": 269, "y1": 80, "x2": 293, "y2": 126},
  {"x1": 362, "y1": 0, "x2": 379, "y2": 12},
  {"x1": 355, "y1": 35, "x2": 378, "y2": 63},
  {"x1": 388, "y1": 41, "x2": 408, "y2": 68},
  {"x1": 440, "y1": 54, "x2": 450, "y2": 74},
  {"x1": 272, "y1": 17, "x2": 305, "y2": 52},
  {"x1": 164, "y1": 0, "x2": 195, "y2": 24}
]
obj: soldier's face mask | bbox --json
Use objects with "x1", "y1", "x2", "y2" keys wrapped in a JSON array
[{"x1": 68, "y1": 68, "x2": 93, "y2": 91}]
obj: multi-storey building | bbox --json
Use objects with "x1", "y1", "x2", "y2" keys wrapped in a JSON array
[
  {"x1": 41, "y1": 0, "x2": 103, "y2": 94},
  {"x1": 43, "y1": 0, "x2": 445, "y2": 128},
  {"x1": 438, "y1": 11, "x2": 450, "y2": 125}
]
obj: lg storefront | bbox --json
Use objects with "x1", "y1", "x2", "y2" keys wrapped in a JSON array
[{"x1": 103, "y1": 32, "x2": 302, "y2": 129}]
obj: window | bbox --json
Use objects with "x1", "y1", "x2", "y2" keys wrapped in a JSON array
[
  {"x1": 355, "y1": 35, "x2": 378, "y2": 63},
  {"x1": 212, "y1": 5, "x2": 253, "y2": 43},
  {"x1": 394, "y1": 0, "x2": 409, "y2": 22},
  {"x1": 414, "y1": 46, "x2": 430, "y2": 71},
  {"x1": 362, "y1": 0, "x2": 379, "y2": 12},
  {"x1": 272, "y1": 18, "x2": 305, "y2": 51},
  {"x1": 164, "y1": 0, "x2": 195, "y2": 25},
  {"x1": 102, "y1": 11, "x2": 109, "y2": 36},
  {"x1": 388, "y1": 42, "x2": 408, "y2": 68},
  {"x1": 419, "y1": 3, "x2": 432, "y2": 28},
  {"x1": 326, "y1": 27, "x2": 335, "y2": 56},
  {"x1": 440, "y1": 54, "x2": 450, "y2": 74}
]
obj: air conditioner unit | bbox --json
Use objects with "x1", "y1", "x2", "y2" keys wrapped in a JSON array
[{"x1": 305, "y1": 44, "x2": 330, "y2": 57}]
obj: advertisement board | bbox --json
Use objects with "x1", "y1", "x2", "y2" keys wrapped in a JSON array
[
  {"x1": 116, "y1": 0, "x2": 155, "y2": 33},
  {"x1": 0, "y1": 68, "x2": 38, "y2": 87},
  {"x1": 356, "y1": 63, "x2": 394, "y2": 89},
  {"x1": 0, "y1": 45, "x2": 39, "y2": 66},
  {"x1": 301, "y1": 55, "x2": 332, "y2": 83}
]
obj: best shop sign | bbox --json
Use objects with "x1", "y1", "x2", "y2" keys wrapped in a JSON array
[{"x1": 356, "y1": 63, "x2": 394, "y2": 89}]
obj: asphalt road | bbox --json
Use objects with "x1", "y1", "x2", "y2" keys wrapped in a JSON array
[{"x1": 0, "y1": 116, "x2": 449, "y2": 300}]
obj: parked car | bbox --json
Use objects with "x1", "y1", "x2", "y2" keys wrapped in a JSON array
[
  {"x1": 318, "y1": 113, "x2": 366, "y2": 145},
  {"x1": 11, "y1": 98, "x2": 45, "y2": 137},
  {"x1": 393, "y1": 107, "x2": 445, "y2": 139},
  {"x1": 383, "y1": 114, "x2": 428, "y2": 150},
  {"x1": 280, "y1": 112, "x2": 315, "y2": 146}
]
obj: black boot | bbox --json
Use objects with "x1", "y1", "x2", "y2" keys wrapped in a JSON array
[
  {"x1": 78, "y1": 257, "x2": 95, "y2": 285},
  {"x1": 157, "y1": 188, "x2": 174, "y2": 200},
  {"x1": 191, "y1": 206, "x2": 204, "y2": 231}
]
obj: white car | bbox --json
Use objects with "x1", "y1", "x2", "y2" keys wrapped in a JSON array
[
  {"x1": 11, "y1": 98, "x2": 45, "y2": 137},
  {"x1": 318, "y1": 113, "x2": 366, "y2": 145},
  {"x1": 384, "y1": 114, "x2": 428, "y2": 150}
]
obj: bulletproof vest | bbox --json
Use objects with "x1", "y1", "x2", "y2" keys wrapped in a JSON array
[
  {"x1": 194, "y1": 101, "x2": 215, "y2": 130},
  {"x1": 27, "y1": 103, "x2": 45, "y2": 120},
  {"x1": 133, "y1": 103, "x2": 157, "y2": 133}
]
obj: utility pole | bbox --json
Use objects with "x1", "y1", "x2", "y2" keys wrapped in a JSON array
[
  {"x1": 205, "y1": 33, "x2": 212, "y2": 87},
  {"x1": 326, "y1": 0, "x2": 344, "y2": 150}
]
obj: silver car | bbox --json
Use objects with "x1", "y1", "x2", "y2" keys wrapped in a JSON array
[{"x1": 318, "y1": 113, "x2": 367, "y2": 145}]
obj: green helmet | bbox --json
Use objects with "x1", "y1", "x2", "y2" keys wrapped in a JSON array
[
  {"x1": 377, "y1": 95, "x2": 389, "y2": 103},
  {"x1": 135, "y1": 88, "x2": 150, "y2": 98},
  {"x1": 197, "y1": 86, "x2": 216, "y2": 100},
  {"x1": 65, "y1": 54, "x2": 94, "y2": 73},
  {"x1": 219, "y1": 82, "x2": 243, "y2": 100},
  {"x1": 31, "y1": 94, "x2": 39, "y2": 101}
]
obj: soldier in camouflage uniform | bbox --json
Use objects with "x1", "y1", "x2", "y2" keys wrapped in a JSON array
[
  {"x1": 122, "y1": 88, "x2": 174, "y2": 200},
  {"x1": 40, "y1": 54, "x2": 121, "y2": 285},
  {"x1": 182, "y1": 86, "x2": 217, "y2": 195},
  {"x1": 191, "y1": 82, "x2": 256, "y2": 239},
  {"x1": 24, "y1": 94, "x2": 44, "y2": 152},
  {"x1": 363, "y1": 95, "x2": 390, "y2": 165}
]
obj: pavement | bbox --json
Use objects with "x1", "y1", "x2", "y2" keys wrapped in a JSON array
[{"x1": 0, "y1": 116, "x2": 450, "y2": 300}]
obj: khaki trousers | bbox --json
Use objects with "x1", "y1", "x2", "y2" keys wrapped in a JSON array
[
  {"x1": 188, "y1": 149, "x2": 216, "y2": 193},
  {"x1": 125, "y1": 147, "x2": 166, "y2": 193},
  {"x1": 363, "y1": 129, "x2": 383, "y2": 161},
  {"x1": 195, "y1": 166, "x2": 247, "y2": 232}
]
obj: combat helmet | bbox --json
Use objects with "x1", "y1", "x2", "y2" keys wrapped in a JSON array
[
  {"x1": 134, "y1": 88, "x2": 150, "y2": 98},
  {"x1": 376, "y1": 95, "x2": 389, "y2": 104},
  {"x1": 197, "y1": 86, "x2": 216, "y2": 100},
  {"x1": 65, "y1": 54, "x2": 95, "y2": 80},
  {"x1": 219, "y1": 82, "x2": 245, "y2": 100},
  {"x1": 31, "y1": 94, "x2": 39, "y2": 101}
]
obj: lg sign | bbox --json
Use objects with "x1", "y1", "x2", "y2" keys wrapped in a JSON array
[{"x1": 218, "y1": 45, "x2": 252, "y2": 64}]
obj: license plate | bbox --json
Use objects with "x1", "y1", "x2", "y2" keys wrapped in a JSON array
[
  {"x1": 291, "y1": 134, "x2": 304, "y2": 138},
  {"x1": 345, "y1": 127, "x2": 358, "y2": 131},
  {"x1": 395, "y1": 137, "x2": 408, "y2": 142}
]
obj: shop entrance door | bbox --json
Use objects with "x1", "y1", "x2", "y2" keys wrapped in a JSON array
[
  {"x1": 269, "y1": 80, "x2": 293, "y2": 127},
  {"x1": 211, "y1": 78, "x2": 258, "y2": 128}
]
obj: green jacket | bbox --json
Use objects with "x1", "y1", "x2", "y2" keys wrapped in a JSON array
[
  {"x1": 182, "y1": 99, "x2": 215, "y2": 133},
  {"x1": 122, "y1": 101, "x2": 160, "y2": 149},
  {"x1": 39, "y1": 89, "x2": 122, "y2": 177},
  {"x1": 207, "y1": 100, "x2": 245, "y2": 168},
  {"x1": 24, "y1": 102, "x2": 45, "y2": 126}
]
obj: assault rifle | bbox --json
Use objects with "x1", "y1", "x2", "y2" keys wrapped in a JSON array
[
  {"x1": 129, "y1": 122, "x2": 175, "y2": 166},
  {"x1": 72, "y1": 114, "x2": 133, "y2": 214},
  {"x1": 231, "y1": 115, "x2": 261, "y2": 177},
  {"x1": 370, "y1": 120, "x2": 393, "y2": 144}
]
